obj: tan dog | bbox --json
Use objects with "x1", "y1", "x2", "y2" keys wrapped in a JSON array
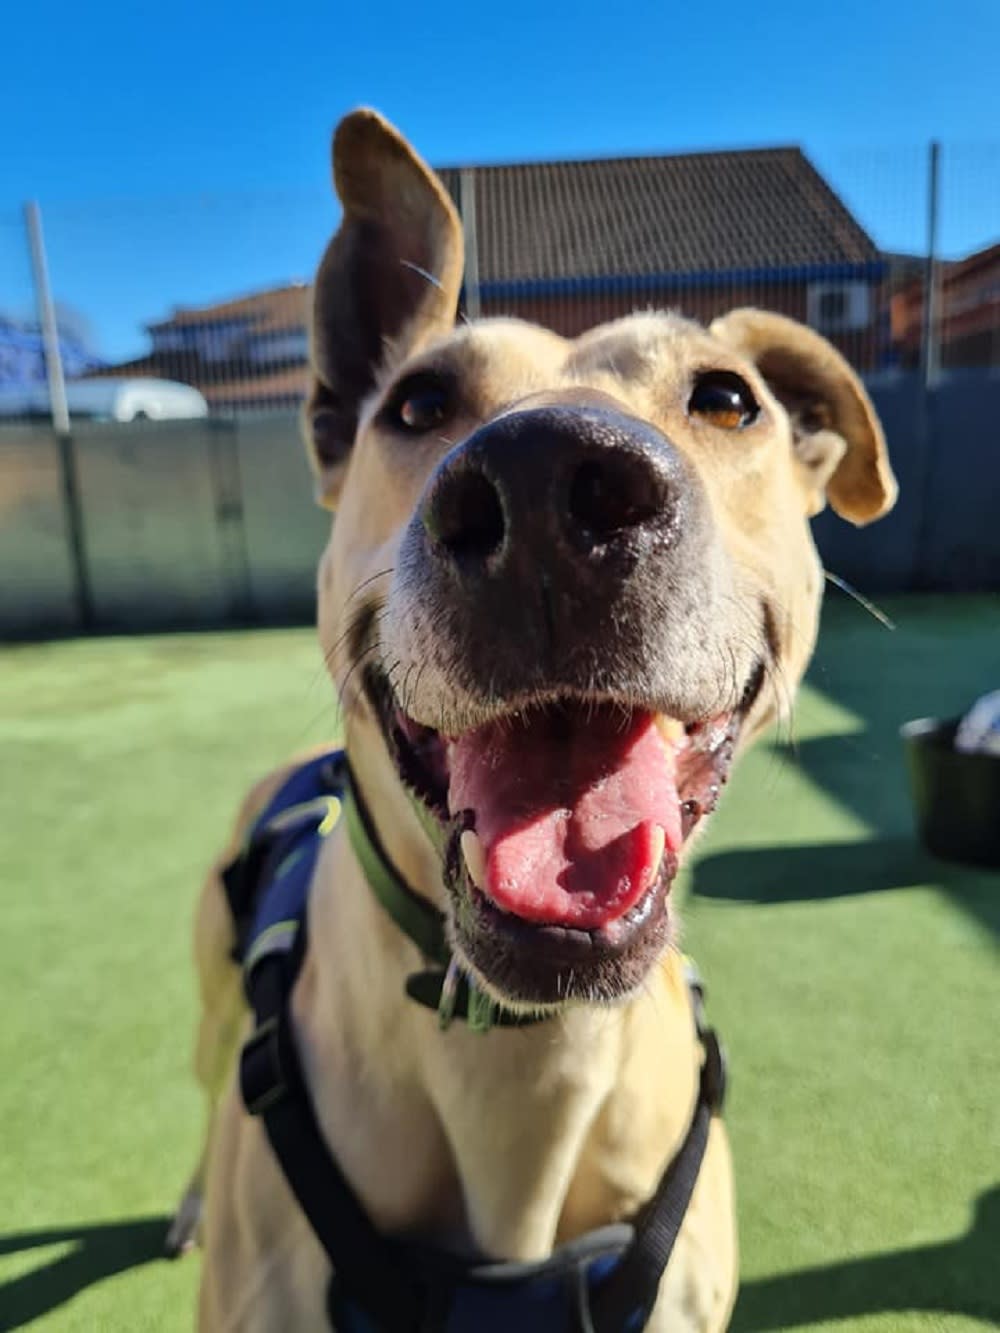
[{"x1": 171, "y1": 110, "x2": 896, "y2": 1331}]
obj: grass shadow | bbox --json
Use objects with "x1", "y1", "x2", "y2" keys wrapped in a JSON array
[
  {"x1": 0, "y1": 1216, "x2": 173, "y2": 1331},
  {"x1": 692, "y1": 834, "x2": 924, "y2": 904},
  {"x1": 691, "y1": 832, "x2": 999, "y2": 938},
  {"x1": 733, "y1": 1184, "x2": 1000, "y2": 1329}
]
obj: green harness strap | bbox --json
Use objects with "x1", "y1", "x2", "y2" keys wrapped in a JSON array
[{"x1": 340, "y1": 764, "x2": 538, "y2": 1033}]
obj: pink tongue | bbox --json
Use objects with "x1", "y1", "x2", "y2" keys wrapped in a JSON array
[{"x1": 447, "y1": 707, "x2": 681, "y2": 929}]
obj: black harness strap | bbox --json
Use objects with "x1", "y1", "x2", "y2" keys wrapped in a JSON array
[
  {"x1": 232, "y1": 749, "x2": 729, "y2": 1332},
  {"x1": 241, "y1": 959, "x2": 423, "y2": 1331},
  {"x1": 588, "y1": 1020, "x2": 726, "y2": 1332},
  {"x1": 242, "y1": 951, "x2": 726, "y2": 1332}
]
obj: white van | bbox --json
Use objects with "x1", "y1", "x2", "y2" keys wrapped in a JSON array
[{"x1": 0, "y1": 377, "x2": 210, "y2": 423}]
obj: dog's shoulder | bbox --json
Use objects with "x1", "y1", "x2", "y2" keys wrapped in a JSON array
[
  {"x1": 193, "y1": 745, "x2": 339, "y2": 997},
  {"x1": 226, "y1": 745, "x2": 338, "y2": 854}
]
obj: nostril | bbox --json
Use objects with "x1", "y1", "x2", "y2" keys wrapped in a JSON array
[
  {"x1": 424, "y1": 469, "x2": 505, "y2": 566},
  {"x1": 568, "y1": 457, "x2": 663, "y2": 542}
]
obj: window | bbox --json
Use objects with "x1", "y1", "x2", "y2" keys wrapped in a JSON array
[
  {"x1": 817, "y1": 290, "x2": 848, "y2": 325},
  {"x1": 807, "y1": 282, "x2": 871, "y2": 332},
  {"x1": 248, "y1": 330, "x2": 309, "y2": 365}
]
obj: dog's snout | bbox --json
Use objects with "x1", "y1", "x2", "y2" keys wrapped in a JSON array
[
  {"x1": 421, "y1": 405, "x2": 687, "y2": 577},
  {"x1": 567, "y1": 453, "x2": 667, "y2": 544},
  {"x1": 424, "y1": 469, "x2": 506, "y2": 566}
]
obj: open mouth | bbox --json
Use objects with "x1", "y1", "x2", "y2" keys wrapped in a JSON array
[{"x1": 366, "y1": 665, "x2": 763, "y2": 1005}]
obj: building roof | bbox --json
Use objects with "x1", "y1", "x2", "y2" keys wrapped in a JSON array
[
  {"x1": 943, "y1": 240, "x2": 1000, "y2": 282},
  {"x1": 149, "y1": 283, "x2": 309, "y2": 332},
  {"x1": 143, "y1": 147, "x2": 880, "y2": 340},
  {"x1": 98, "y1": 142, "x2": 884, "y2": 400},
  {"x1": 436, "y1": 146, "x2": 880, "y2": 287},
  {"x1": 890, "y1": 238, "x2": 1000, "y2": 347}
]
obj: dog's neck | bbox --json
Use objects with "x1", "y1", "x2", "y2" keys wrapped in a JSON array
[
  {"x1": 290, "y1": 727, "x2": 702, "y2": 1262},
  {"x1": 340, "y1": 712, "x2": 449, "y2": 910}
]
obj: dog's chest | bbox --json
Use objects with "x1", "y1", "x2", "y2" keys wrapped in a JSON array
[{"x1": 293, "y1": 972, "x2": 471, "y2": 1242}]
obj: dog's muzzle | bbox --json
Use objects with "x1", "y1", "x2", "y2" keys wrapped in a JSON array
[
  {"x1": 408, "y1": 400, "x2": 710, "y2": 680},
  {"x1": 376, "y1": 395, "x2": 762, "y2": 1005}
]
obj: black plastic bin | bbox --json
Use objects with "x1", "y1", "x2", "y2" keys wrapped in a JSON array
[{"x1": 901, "y1": 717, "x2": 1000, "y2": 869}]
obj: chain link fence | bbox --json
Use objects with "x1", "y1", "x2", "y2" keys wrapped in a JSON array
[
  {"x1": 3, "y1": 139, "x2": 998, "y2": 425},
  {"x1": 1, "y1": 138, "x2": 998, "y2": 634}
]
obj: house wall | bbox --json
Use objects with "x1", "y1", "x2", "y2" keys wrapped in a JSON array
[
  {"x1": 482, "y1": 282, "x2": 883, "y2": 369},
  {"x1": 889, "y1": 249, "x2": 1000, "y2": 370}
]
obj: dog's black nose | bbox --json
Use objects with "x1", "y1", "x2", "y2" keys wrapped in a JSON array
[{"x1": 421, "y1": 404, "x2": 687, "y2": 576}]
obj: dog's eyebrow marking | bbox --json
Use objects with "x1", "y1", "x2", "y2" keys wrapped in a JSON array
[{"x1": 565, "y1": 333, "x2": 661, "y2": 385}]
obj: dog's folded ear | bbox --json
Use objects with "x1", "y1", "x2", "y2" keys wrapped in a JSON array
[
  {"x1": 710, "y1": 308, "x2": 897, "y2": 525},
  {"x1": 304, "y1": 109, "x2": 464, "y2": 508}
]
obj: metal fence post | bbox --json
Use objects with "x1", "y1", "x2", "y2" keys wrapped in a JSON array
[
  {"x1": 208, "y1": 420, "x2": 255, "y2": 624},
  {"x1": 912, "y1": 142, "x2": 941, "y2": 589},
  {"x1": 920, "y1": 143, "x2": 941, "y2": 390},
  {"x1": 24, "y1": 200, "x2": 94, "y2": 628},
  {"x1": 460, "y1": 168, "x2": 481, "y2": 320}
]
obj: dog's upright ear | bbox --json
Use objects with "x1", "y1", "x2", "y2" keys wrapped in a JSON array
[
  {"x1": 304, "y1": 109, "x2": 464, "y2": 508},
  {"x1": 710, "y1": 308, "x2": 897, "y2": 525}
]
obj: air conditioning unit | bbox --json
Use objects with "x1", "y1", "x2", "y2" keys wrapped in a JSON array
[{"x1": 807, "y1": 282, "x2": 871, "y2": 333}]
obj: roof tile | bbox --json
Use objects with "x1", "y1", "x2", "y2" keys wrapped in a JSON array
[{"x1": 439, "y1": 147, "x2": 878, "y2": 282}]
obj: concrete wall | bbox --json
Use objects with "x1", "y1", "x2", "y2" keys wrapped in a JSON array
[
  {"x1": 2, "y1": 373, "x2": 999, "y2": 638},
  {"x1": 0, "y1": 413, "x2": 327, "y2": 637},
  {"x1": 812, "y1": 374, "x2": 1000, "y2": 592},
  {"x1": 0, "y1": 426, "x2": 79, "y2": 634}
]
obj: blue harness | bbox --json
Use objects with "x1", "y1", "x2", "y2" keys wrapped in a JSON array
[{"x1": 224, "y1": 749, "x2": 727, "y2": 1333}]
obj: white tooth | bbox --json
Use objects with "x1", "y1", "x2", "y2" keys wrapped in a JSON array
[
  {"x1": 648, "y1": 825, "x2": 666, "y2": 886},
  {"x1": 655, "y1": 715, "x2": 685, "y2": 745},
  {"x1": 461, "y1": 830, "x2": 487, "y2": 891}
]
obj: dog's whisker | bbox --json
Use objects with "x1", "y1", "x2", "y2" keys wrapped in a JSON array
[
  {"x1": 771, "y1": 664, "x2": 799, "y2": 754},
  {"x1": 324, "y1": 600, "x2": 388, "y2": 659},
  {"x1": 326, "y1": 583, "x2": 393, "y2": 679},
  {"x1": 330, "y1": 635, "x2": 380, "y2": 686},
  {"x1": 398, "y1": 661, "x2": 418, "y2": 717},
  {"x1": 344, "y1": 567, "x2": 395, "y2": 607},
  {"x1": 399, "y1": 258, "x2": 446, "y2": 292},
  {"x1": 325, "y1": 605, "x2": 389, "y2": 674},
  {"x1": 824, "y1": 569, "x2": 895, "y2": 630},
  {"x1": 338, "y1": 641, "x2": 385, "y2": 713},
  {"x1": 409, "y1": 661, "x2": 431, "y2": 721}
]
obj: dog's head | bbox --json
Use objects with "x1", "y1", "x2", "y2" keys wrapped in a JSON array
[{"x1": 304, "y1": 110, "x2": 896, "y2": 1009}]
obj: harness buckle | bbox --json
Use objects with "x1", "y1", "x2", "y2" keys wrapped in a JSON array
[
  {"x1": 700, "y1": 1026, "x2": 727, "y2": 1113},
  {"x1": 240, "y1": 1017, "x2": 289, "y2": 1116},
  {"x1": 684, "y1": 956, "x2": 727, "y2": 1114}
]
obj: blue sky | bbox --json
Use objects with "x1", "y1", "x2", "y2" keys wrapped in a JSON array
[{"x1": 2, "y1": 0, "x2": 998, "y2": 360}]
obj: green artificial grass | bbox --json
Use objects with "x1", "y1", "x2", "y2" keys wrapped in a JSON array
[{"x1": 1, "y1": 594, "x2": 998, "y2": 1331}]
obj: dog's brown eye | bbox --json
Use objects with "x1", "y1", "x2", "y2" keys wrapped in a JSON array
[
  {"x1": 385, "y1": 374, "x2": 452, "y2": 434},
  {"x1": 688, "y1": 372, "x2": 759, "y2": 430}
]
